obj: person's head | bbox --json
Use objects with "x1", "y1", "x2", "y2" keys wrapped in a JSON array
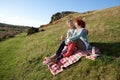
[
  {"x1": 75, "y1": 19, "x2": 85, "y2": 29},
  {"x1": 67, "y1": 19, "x2": 75, "y2": 29}
]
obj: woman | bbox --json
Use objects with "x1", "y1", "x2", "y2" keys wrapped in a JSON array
[{"x1": 67, "y1": 19, "x2": 91, "y2": 50}]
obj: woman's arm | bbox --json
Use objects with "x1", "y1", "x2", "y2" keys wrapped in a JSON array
[{"x1": 69, "y1": 28, "x2": 84, "y2": 42}]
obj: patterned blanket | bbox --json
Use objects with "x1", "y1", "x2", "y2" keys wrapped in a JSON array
[{"x1": 43, "y1": 49, "x2": 100, "y2": 75}]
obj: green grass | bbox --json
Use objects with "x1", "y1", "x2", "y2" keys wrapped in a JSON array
[
  {"x1": 0, "y1": 33, "x2": 27, "y2": 80},
  {"x1": 0, "y1": 6, "x2": 120, "y2": 80}
]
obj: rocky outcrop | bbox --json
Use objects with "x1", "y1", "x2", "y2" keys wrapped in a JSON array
[{"x1": 49, "y1": 11, "x2": 75, "y2": 23}]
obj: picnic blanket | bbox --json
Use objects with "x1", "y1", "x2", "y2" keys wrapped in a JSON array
[{"x1": 43, "y1": 48, "x2": 100, "y2": 75}]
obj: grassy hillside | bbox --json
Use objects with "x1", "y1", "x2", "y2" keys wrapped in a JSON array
[{"x1": 0, "y1": 6, "x2": 120, "y2": 80}]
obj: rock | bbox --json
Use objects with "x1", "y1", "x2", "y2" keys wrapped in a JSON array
[{"x1": 49, "y1": 11, "x2": 75, "y2": 23}]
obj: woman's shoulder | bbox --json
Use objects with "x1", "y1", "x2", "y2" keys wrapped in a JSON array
[{"x1": 83, "y1": 28, "x2": 89, "y2": 35}]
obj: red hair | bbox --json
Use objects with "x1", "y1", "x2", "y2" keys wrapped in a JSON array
[{"x1": 75, "y1": 19, "x2": 85, "y2": 28}]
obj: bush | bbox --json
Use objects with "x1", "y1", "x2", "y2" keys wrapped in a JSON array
[{"x1": 27, "y1": 27, "x2": 39, "y2": 35}]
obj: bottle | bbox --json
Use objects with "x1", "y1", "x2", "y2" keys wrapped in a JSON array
[{"x1": 92, "y1": 47, "x2": 95, "y2": 55}]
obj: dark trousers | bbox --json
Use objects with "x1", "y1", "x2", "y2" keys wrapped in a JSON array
[
  {"x1": 56, "y1": 40, "x2": 65, "y2": 55},
  {"x1": 55, "y1": 40, "x2": 65, "y2": 60}
]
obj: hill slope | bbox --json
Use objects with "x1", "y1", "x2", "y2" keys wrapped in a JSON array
[{"x1": 0, "y1": 6, "x2": 120, "y2": 80}]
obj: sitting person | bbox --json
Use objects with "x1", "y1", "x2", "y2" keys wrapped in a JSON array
[
  {"x1": 45, "y1": 19, "x2": 76, "y2": 64},
  {"x1": 55, "y1": 19, "x2": 76, "y2": 57}
]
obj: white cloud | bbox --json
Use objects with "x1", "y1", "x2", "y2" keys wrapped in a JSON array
[{"x1": 0, "y1": 14, "x2": 48, "y2": 27}]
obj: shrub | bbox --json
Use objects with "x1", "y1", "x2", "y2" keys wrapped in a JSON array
[{"x1": 27, "y1": 27, "x2": 39, "y2": 35}]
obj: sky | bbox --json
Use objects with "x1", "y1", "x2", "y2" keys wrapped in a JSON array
[{"x1": 0, "y1": 0, "x2": 120, "y2": 27}]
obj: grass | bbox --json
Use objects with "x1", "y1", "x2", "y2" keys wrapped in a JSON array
[
  {"x1": 0, "y1": 6, "x2": 120, "y2": 80},
  {"x1": 0, "y1": 33, "x2": 27, "y2": 80}
]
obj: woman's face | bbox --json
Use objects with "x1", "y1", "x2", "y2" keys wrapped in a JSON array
[
  {"x1": 75, "y1": 22, "x2": 79, "y2": 28},
  {"x1": 75, "y1": 22, "x2": 81, "y2": 29}
]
